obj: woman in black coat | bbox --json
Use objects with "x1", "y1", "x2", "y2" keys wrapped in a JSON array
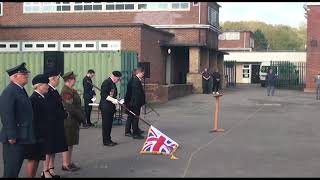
[
  {"x1": 42, "y1": 71, "x2": 68, "y2": 178},
  {"x1": 24, "y1": 74, "x2": 50, "y2": 178}
]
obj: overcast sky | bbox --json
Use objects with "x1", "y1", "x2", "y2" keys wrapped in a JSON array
[{"x1": 217, "y1": 2, "x2": 307, "y2": 28}]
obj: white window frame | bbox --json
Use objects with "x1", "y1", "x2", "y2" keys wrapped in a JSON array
[
  {"x1": 0, "y1": 2, "x2": 3, "y2": 16},
  {"x1": 0, "y1": 42, "x2": 20, "y2": 52},
  {"x1": 23, "y1": 2, "x2": 190, "y2": 13},
  {"x1": 225, "y1": 32, "x2": 240, "y2": 40},
  {"x1": 74, "y1": 2, "x2": 103, "y2": 12},
  {"x1": 22, "y1": 41, "x2": 59, "y2": 51},
  {"x1": 60, "y1": 41, "x2": 97, "y2": 51},
  {"x1": 98, "y1": 41, "x2": 121, "y2": 51}
]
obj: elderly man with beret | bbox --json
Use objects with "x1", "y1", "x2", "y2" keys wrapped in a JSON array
[
  {"x1": 99, "y1": 71, "x2": 124, "y2": 146},
  {"x1": 0, "y1": 62, "x2": 35, "y2": 177}
]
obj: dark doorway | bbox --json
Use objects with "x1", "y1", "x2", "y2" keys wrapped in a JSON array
[
  {"x1": 251, "y1": 64, "x2": 260, "y2": 84},
  {"x1": 171, "y1": 47, "x2": 189, "y2": 84}
]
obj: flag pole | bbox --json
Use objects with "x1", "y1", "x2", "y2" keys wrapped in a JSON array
[{"x1": 87, "y1": 80, "x2": 152, "y2": 127}]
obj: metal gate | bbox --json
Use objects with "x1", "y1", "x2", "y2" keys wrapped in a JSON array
[
  {"x1": 224, "y1": 60, "x2": 237, "y2": 87},
  {"x1": 270, "y1": 61, "x2": 306, "y2": 90}
]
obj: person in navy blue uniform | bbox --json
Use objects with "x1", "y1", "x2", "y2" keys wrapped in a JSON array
[
  {"x1": 24, "y1": 74, "x2": 50, "y2": 178},
  {"x1": 82, "y1": 69, "x2": 96, "y2": 127},
  {"x1": 0, "y1": 62, "x2": 35, "y2": 178},
  {"x1": 125, "y1": 67, "x2": 146, "y2": 139},
  {"x1": 42, "y1": 70, "x2": 68, "y2": 178},
  {"x1": 99, "y1": 71, "x2": 122, "y2": 146}
]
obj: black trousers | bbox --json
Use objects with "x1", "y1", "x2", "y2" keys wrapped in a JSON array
[
  {"x1": 101, "y1": 110, "x2": 114, "y2": 144},
  {"x1": 84, "y1": 98, "x2": 93, "y2": 124},
  {"x1": 203, "y1": 80, "x2": 211, "y2": 94},
  {"x1": 2, "y1": 143, "x2": 25, "y2": 178},
  {"x1": 212, "y1": 81, "x2": 220, "y2": 93},
  {"x1": 125, "y1": 106, "x2": 141, "y2": 135}
]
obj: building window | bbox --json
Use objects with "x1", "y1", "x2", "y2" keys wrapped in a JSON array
[
  {"x1": 242, "y1": 65, "x2": 250, "y2": 78},
  {"x1": 10, "y1": 44, "x2": 18, "y2": 48},
  {"x1": 225, "y1": 32, "x2": 240, "y2": 40},
  {"x1": 106, "y1": 2, "x2": 135, "y2": 11},
  {"x1": 48, "y1": 44, "x2": 56, "y2": 48},
  {"x1": 208, "y1": 6, "x2": 219, "y2": 27},
  {"x1": 218, "y1": 34, "x2": 225, "y2": 40},
  {"x1": 137, "y1": 2, "x2": 189, "y2": 11},
  {"x1": 74, "y1": 2, "x2": 102, "y2": 11},
  {"x1": 0, "y1": 2, "x2": 3, "y2": 16},
  {"x1": 0, "y1": 42, "x2": 20, "y2": 52},
  {"x1": 99, "y1": 41, "x2": 121, "y2": 51},
  {"x1": 56, "y1": 2, "x2": 71, "y2": 11}
]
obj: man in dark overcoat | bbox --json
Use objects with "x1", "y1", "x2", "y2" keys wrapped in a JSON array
[{"x1": 0, "y1": 62, "x2": 35, "y2": 177}]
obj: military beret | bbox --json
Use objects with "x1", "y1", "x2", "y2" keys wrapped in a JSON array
[
  {"x1": 32, "y1": 74, "x2": 49, "y2": 85},
  {"x1": 6, "y1": 62, "x2": 30, "y2": 76},
  {"x1": 112, "y1": 71, "x2": 122, "y2": 77},
  {"x1": 62, "y1": 71, "x2": 77, "y2": 81},
  {"x1": 45, "y1": 70, "x2": 61, "y2": 77}
]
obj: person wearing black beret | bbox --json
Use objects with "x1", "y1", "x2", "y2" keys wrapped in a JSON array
[
  {"x1": 99, "y1": 71, "x2": 123, "y2": 146},
  {"x1": 43, "y1": 70, "x2": 68, "y2": 178},
  {"x1": 24, "y1": 74, "x2": 50, "y2": 177},
  {"x1": 0, "y1": 62, "x2": 35, "y2": 177}
]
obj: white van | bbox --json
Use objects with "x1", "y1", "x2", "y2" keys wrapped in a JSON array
[{"x1": 259, "y1": 62, "x2": 278, "y2": 87}]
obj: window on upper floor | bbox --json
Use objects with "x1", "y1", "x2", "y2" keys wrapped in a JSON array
[
  {"x1": 208, "y1": 6, "x2": 219, "y2": 27},
  {"x1": 74, "y1": 2, "x2": 102, "y2": 11},
  {"x1": 0, "y1": 2, "x2": 3, "y2": 16},
  {"x1": 225, "y1": 32, "x2": 240, "y2": 40},
  {"x1": 23, "y1": 2, "x2": 190, "y2": 13}
]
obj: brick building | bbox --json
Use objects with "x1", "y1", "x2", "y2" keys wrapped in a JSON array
[
  {"x1": 305, "y1": 2, "x2": 320, "y2": 92},
  {"x1": 0, "y1": 2, "x2": 225, "y2": 102}
]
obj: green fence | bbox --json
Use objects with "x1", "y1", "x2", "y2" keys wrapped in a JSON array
[
  {"x1": 0, "y1": 51, "x2": 137, "y2": 103},
  {"x1": 270, "y1": 61, "x2": 306, "y2": 90}
]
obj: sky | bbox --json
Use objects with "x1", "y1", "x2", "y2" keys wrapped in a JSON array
[{"x1": 217, "y1": 2, "x2": 307, "y2": 28}]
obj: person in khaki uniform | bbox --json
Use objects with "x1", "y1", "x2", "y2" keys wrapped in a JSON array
[{"x1": 60, "y1": 71, "x2": 86, "y2": 172}]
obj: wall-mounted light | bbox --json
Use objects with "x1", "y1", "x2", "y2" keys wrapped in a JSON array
[{"x1": 168, "y1": 48, "x2": 171, "y2": 55}]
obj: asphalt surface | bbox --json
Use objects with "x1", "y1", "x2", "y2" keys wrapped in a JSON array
[{"x1": 1, "y1": 84, "x2": 320, "y2": 177}]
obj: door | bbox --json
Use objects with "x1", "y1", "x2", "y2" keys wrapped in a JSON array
[
  {"x1": 242, "y1": 64, "x2": 250, "y2": 83},
  {"x1": 165, "y1": 55, "x2": 172, "y2": 85},
  {"x1": 251, "y1": 64, "x2": 260, "y2": 84}
]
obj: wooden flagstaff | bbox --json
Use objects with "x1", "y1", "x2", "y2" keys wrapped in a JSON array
[{"x1": 210, "y1": 94, "x2": 224, "y2": 133}]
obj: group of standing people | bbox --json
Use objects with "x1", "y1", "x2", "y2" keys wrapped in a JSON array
[
  {"x1": 0, "y1": 63, "x2": 91, "y2": 178},
  {"x1": 202, "y1": 68, "x2": 221, "y2": 95},
  {"x1": 98, "y1": 67, "x2": 146, "y2": 146}
]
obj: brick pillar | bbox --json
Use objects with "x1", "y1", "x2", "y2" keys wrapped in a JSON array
[
  {"x1": 217, "y1": 53, "x2": 225, "y2": 89},
  {"x1": 187, "y1": 47, "x2": 203, "y2": 93}
]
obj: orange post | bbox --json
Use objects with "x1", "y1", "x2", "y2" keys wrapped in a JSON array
[{"x1": 210, "y1": 94, "x2": 224, "y2": 132}]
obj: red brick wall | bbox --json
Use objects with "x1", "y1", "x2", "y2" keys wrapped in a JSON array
[
  {"x1": 0, "y1": 2, "x2": 202, "y2": 26},
  {"x1": 219, "y1": 31, "x2": 252, "y2": 49},
  {"x1": 306, "y1": 5, "x2": 320, "y2": 90},
  {"x1": 140, "y1": 28, "x2": 172, "y2": 84}
]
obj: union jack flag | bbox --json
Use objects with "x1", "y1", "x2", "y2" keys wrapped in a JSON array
[{"x1": 140, "y1": 125, "x2": 179, "y2": 159}]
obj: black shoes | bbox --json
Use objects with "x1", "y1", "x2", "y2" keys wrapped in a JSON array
[
  {"x1": 62, "y1": 163, "x2": 80, "y2": 172},
  {"x1": 103, "y1": 141, "x2": 118, "y2": 146},
  {"x1": 132, "y1": 134, "x2": 145, "y2": 139},
  {"x1": 125, "y1": 132, "x2": 133, "y2": 137}
]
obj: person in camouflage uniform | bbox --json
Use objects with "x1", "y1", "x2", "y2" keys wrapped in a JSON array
[{"x1": 60, "y1": 71, "x2": 86, "y2": 172}]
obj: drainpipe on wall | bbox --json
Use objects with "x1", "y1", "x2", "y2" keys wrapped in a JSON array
[
  {"x1": 243, "y1": 32, "x2": 246, "y2": 52},
  {"x1": 198, "y1": 2, "x2": 201, "y2": 24}
]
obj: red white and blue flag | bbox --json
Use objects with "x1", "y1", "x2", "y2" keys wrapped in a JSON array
[{"x1": 140, "y1": 125, "x2": 179, "y2": 159}]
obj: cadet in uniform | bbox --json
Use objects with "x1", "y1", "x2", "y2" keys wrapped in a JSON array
[
  {"x1": 99, "y1": 71, "x2": 123, "y2": 146},
  {"x1": 43, "y1": 70, "x2": 68, "y2": 178},
  {"x1": 82, "y1": 69, "x2": 96, "y2": 127},
  {"x1": 0, "y1": 62, "x2": 35, "y2": 177},
  {"x1": 25, "y1": 74, "x2": 50, "y2": 178},
  {"x1": 61, "y1": 71, "x2": 85, "y2": 172}
]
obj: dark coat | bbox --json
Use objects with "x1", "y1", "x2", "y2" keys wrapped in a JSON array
[
  {"x1": 29, "y1": 92, "x2": 49, "y2": 143},
  {"x1": 0, "y1": 82, "x2": 35, "y2": 144},
  {"x1": 44, "y1": 85, "x2": 68, "y2": 154},
  {"x1": 99, "y1": 77, "x2": 118, "y2": 114},
  {"x1": 124, "y1": 76, "x2": 134, "y2": 107},
  {"x1": 82, "y1": 76, "x2": 96, "y2": 100},
  {"x1": 212, "y1": 72, "x2": 221, "y2": 83},
  {"x1": 129, "y1": 76, "x2": 146, "y2": 109},
  {"x1": 266, "y1": 72, "x2": 277, "y2": 86}
]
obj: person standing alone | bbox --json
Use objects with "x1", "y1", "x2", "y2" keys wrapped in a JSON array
[{"x1": 82, "y1": 69, "x2": 96, "y2": 127}]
